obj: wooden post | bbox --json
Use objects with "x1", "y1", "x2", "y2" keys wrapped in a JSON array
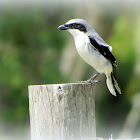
[{"x1": 28, "y1": 83, "x2": 96, "y2": 140}]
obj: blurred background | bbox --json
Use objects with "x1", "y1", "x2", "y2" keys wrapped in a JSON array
[{"x1": 0, "y1": 0, "x2": 140, "y2": 140}]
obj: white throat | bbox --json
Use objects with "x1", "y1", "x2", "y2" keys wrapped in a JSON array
[
  {"x1": 68, "y1": 29, "x2": 89, "y2": 58},
  {"x1": 68, "y1": 29, "x2": 84, "y2": 38}
]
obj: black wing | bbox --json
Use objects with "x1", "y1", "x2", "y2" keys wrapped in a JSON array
[{"x1": 89, "y1": 35, "x2": 118, "y2": 68}]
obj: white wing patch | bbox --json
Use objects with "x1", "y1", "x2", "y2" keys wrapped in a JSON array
[{"x1": 108, "y1": 46, "x2": 112, "y2": 52}]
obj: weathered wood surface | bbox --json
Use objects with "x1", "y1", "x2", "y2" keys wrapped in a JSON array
[{"x1": 28, "y1": 83, "x2": 96, "y2": 140}]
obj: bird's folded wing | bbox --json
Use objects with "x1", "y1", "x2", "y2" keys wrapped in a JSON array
[{"x1": 88, "y1": 35, "x2": 118, "y2": 68}]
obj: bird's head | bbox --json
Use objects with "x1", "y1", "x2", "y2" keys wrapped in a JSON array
[{"x1": 58, "y1": 19, "x2": 92, "y2": 37}]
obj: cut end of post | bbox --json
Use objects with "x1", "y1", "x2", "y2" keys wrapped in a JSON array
[{"x1": 28, "y1": 82, "x2": 96, "y2": 87}]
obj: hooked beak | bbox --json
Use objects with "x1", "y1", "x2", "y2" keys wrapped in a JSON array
[{"x1": 58, "y1": 24, "x2": 69, "y2": 30}]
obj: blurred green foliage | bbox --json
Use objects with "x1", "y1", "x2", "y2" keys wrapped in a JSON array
[
  {"x1": 0, "y1": 9, "x2": 68, "y2": 122},
  {"x1": 109, "y1": 16, "x2": 136, "y2": 97}
]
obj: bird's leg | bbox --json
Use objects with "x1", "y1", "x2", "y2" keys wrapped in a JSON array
[
  {"x1": 76, "y1": 72, "x2": 100, "y2": 84},
  {"x1": 87, "y1": 72, "x2": 100, "y2": 82}
]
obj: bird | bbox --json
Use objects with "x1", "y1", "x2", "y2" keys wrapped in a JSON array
[{"x1": 58, "y1": 19, "x2": 121, "y2": 96}]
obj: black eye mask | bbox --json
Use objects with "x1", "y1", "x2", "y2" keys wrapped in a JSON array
[{"x1": 65, "y1": 23, "x2": 86, "y2": 32}]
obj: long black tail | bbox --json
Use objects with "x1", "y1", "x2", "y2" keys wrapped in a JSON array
[
  {"x1": 106, "y1": 72, "x2": 121, "y2": 96},
  {"x1": 111, "y1": 72, "x2": 121, "y2": 95}
]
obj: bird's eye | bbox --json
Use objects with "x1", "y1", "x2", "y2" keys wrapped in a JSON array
[
  {"x1": 70, "y1": 24, "x2": 75, "y2": 28},
  {"x1": 77, "y1": 24, "x2": 81, "y2": 28},
  {"x1": 65, "y1": 24, "x2": 69, "y2": 27},
  {"x1": 77, "y1": 25, "x2": 81, "y2": 29}
]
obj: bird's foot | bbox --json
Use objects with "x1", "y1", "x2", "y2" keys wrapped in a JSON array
[
  {"x1": 88, "y1": 80, "x2": 101, "y2": 84},
  {"x1": 76, "y1": 80, "x2": 101, "y2": 84}
]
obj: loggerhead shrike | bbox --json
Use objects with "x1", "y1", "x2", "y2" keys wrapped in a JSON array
[{"x1": 58, "y1": 19, "x2": 121, "y2": 96}]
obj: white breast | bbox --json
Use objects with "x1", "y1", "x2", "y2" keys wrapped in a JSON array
[{"x1": 68, "y1": 30, "x2": 112, "y2": 74}]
